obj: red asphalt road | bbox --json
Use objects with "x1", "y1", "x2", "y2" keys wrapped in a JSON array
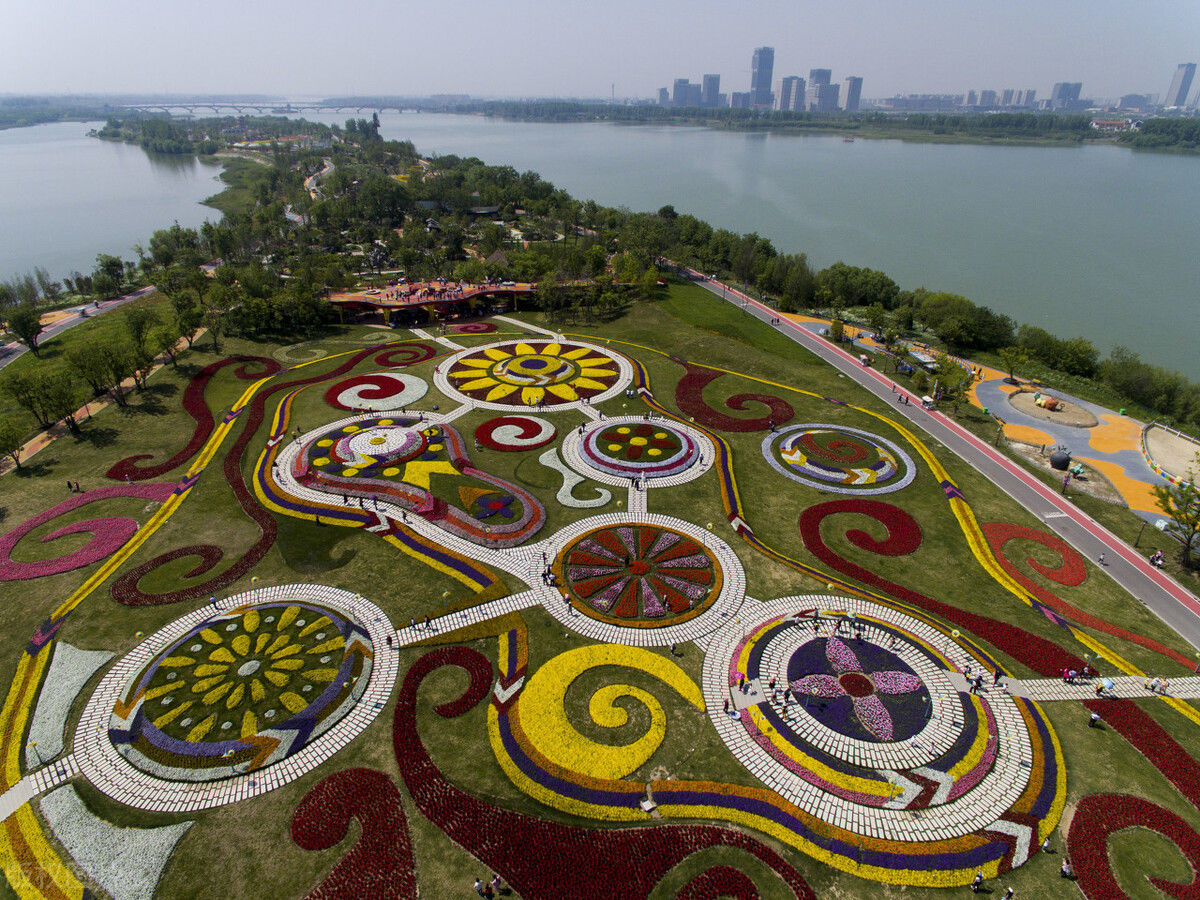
[{"x1": 683, "y1": 268, "x2": 1200, "y2": 654}]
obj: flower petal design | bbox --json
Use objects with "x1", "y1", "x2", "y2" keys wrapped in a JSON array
[
  {"x1": 791, "y1": 674, "x2": 846, "y2": 698},
  {"x1": 825, "y1": 636, "x2": 862, "y2": 674},
  {"x1": 853, "y1": 694, "x2": 894, "y2": 741},
  {"x1": 871, "y1": 671, "x2": 923, "y2": 695}
]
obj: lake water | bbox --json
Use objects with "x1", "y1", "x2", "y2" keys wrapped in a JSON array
[
  {"x1": 2, "y1": 112, "x2": 1196, "y2": 376},
  {"x1": 0, "y1": 121, "x2": 220, "y2": 282}
]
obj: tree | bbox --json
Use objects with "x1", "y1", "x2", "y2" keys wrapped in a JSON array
[
  {"x1": 151, "y1": 324, "x2": 182, "y2": 367},
  {"x1": 5, "y1": 303, "x2": 43, "y2": 356},
  {"x1": 43, "y1": 374, "x2": 81, "y2": 433},
  {"x1": 67, "y1": 344, "x2": 118, "y2": 397},
  {"x1": 997, "y1": 346, "x2": 1028, "y2": 383},
  {"x1": 0, "y1": 416, "x2": 27, "y2": 470},
  {"x1": 932, "y1": 352, "x2": 973, "y2": 413},
  {"x1": 1153, "y1": 457, "x2": 1200, "y2": 570},
  {"x1": 864, "y1": 303, "x2": 889, "y2": 336}
]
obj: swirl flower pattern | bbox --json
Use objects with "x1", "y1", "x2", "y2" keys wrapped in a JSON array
[{"x1": 447, "y1": 341, "x2": 620, "y2": 407}]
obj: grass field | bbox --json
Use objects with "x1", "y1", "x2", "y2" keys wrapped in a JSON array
[{"x1": 0, "y1": 286, "x2": 1197, "y2": 899}]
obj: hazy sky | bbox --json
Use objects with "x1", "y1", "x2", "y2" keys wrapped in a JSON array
[{"x1": 2, "y1": 0, "x2": 1197, "y2": 100}]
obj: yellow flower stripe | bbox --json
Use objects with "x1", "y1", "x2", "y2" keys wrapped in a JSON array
[{"x1": 517, "y1": 645, "x2": 703, "y2": 781}]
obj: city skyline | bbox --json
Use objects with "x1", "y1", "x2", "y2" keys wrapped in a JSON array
[{"x1": 1, "y1": 0, "x2": 1198, "y2": 100}]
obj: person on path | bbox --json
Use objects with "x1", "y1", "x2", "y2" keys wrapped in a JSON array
[
  {"x1": 971, "y1": 871, "x2": 984, "y2": 893},
  {"x1": 1061, "y1": 473, "x2": 1070, "y2": 494},
  {"x1": 1060, "y1": 858, "x2": 1073, "y2": 878},
  {"x1": 993, "y1": 668, "x2": 1002, "y2": 685},
  {"x1": 1089, "y1": 711, "x2": 1101, "y2": 727},
  {"x1": 1041, "y1": 837, "x2": 1052, "y2": 853},
  {"x1": 473, "y1": 878, "x2": 485, "y2": 896},
  {"x1": 424, "y1": 614, "x2": 431, "y2": 630},
  {"x1": 724, "y1": 698, "x2": 730, "y2": 715},
  {"x1": 1003, "y1": 888, "x2": 1015, "y2": 899}
]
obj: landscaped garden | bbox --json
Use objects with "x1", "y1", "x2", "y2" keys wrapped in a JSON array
[{"x1": 0, "y1": 284, "x2": 1197, "y2": 899}]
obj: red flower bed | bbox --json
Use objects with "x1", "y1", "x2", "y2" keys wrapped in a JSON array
[
  {"x1": 111, "y1": 346, "x2": 389, "y2": 606},
  {"x1": 1067, "y1": 793, "x2": 1200, "y2": 899},
  {"x1": 374, "y1": 344, "x2": 437, "y2": 368},
  {"x1": 475, "y1": 415, "x2": 557, "y2": 451},
  {"x1": 0, "y1": 483, "x2": 177, "y2": 581},
  {"x1": 450, "y1": 322, "x2": 497, "y2": 334},
  {"x1": 291, "y1": 767, "x2": 417, "y2": 899},
  {"x1": 1083, "y1": 698, "x2": 1200, "y2": 811},
  {"x1": 674, "y1": 361, "x2": 794, "y2": 433},
  {"x1": 797, "y1": 499, "x2": 1084, "y2": 678},
  {"x1": 107, "y1": 357, "x2": 280, "y2": 482},
  {"x1": 394, "y1": 648, "x2": 815, "y2": 900},
  {"x1": 676, "y1": 865, "x2": 759, "y2": 900},
  {"x1": 982, "y1": 522, "x2": 1192, "y2": 668}
]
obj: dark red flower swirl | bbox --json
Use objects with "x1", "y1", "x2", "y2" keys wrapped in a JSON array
[
  {"x1": 374, "y1": 344, "x2": 437, "y2": 368},
  {"x1": 291, "y1": 768, "x2": 416, "y2": 899},
  {"x1": 675, "y1": 865, "x2": 760, "y2": 900},
  {"x1": 393, "y1": 648, "x2": 814, "y2": 900},
  {"x1": 674, "y1": 361, "x2": 794, "y2": 433},
  {"x1": 107, "y1": 356, "x2": 280, "y2": 482}
]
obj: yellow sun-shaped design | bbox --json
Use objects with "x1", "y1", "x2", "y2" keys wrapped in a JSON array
[{"x1": 448, "y1": 341, "x2": 620, "y2": 406}]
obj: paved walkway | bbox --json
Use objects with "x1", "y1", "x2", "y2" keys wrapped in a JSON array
[
  {"x1": 687, "y1": 274, "x2": 1200, "y2": 653},
  {"x1": 0, "y1": 286, "x2": 156, "y2": 371}
]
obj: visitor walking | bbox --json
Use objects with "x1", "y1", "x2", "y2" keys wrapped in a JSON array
[{"x1": 971, "y1": 871, "x2": 984, "y2": 893}]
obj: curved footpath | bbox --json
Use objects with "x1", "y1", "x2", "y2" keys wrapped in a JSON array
[
  {"x1": 686, "y1": 273, "x2": 1200, "y2": 654},
  {"x1": 0, "y1": 286, "x2": 156, "y2": 372}
]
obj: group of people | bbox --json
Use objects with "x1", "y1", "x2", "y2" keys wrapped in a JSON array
[{"x1": 1149, "y1": 549, "x2": 1166, "y2": 568}]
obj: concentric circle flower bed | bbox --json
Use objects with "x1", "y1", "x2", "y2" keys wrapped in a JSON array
[
  {"x1": 580, "y1": 421, "x2": 699, "y2": 479},
  {"x1": 324, "y1": 372, "x2": 428, "y2": 412},
  {"x1": 109, "y1": 599, "x2": 373, "y2": 780},
  {"x1": 555, "y1": 523, "x2": 721, "y2": 626},
  {"x1": 475, "y1": 415, "x2": 556, "y2": 451},
  {"x1": 440, "y1": 340, "x2": 627, "y2": 409},
  {"x1": 763, "y1": 424, "x2": 916, "y2": 494}
]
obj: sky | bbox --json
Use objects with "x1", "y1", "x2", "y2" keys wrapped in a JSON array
[{"x1": 2, "y1": 0, "x2": 1198, "y2": 101}]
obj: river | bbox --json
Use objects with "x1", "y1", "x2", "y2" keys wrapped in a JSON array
[{"x1": 1, "y1": 112, "x2": 1196, "y2": 376}]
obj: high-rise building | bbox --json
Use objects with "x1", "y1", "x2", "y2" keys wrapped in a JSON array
[
  {"x1": 1049, "y1": 82, "x2": 1083, "y2": 109},
  {"x1": 701, "y1": 74, "x2": 721, "y2": 108},
  {"x1": 1000, "y1": 89, "x2": 1015, "y2": 106},
  {"x1": 979, "y1": 89, "x2": 998, "y2": 107},
  {"x1": 778, "y1": 76, "x2": 806, "y2": 111},
  {"x1": 809, "y1": 68, "x2": 832, "y2": 86},
  {"x1": 672, "y1": 78, "x2": 690, "y2": 107},
  {"x1": 1164, "y1": 63, "x2": 1196, "y2": 107},
  {"x1": 751, "y1": 47, "x2": 775, "y2": 108},
  {"x1": 807, "y1": 83, "x2": 840, "y2": 112},
  {"x1": 966, "y1": 90, "x2": 978, "y2": 106},
  {"x1": 657, "y1": 87, "x2": 670, "y2": 106},
  {"x1": 686, "y1": 83, "x2": 702, "y2": 107},
  {"x1": 730, "y1": 92, "x2": 752, "y2": 109},
  {"x1": 842, "y1": 76, "x2": 863, "y2": 112}
]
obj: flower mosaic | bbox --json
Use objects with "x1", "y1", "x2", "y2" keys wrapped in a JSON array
[
  {"x1": 439, "y1": 340, "x2": 628, "y2": 409},
  {"x1": 555, "y1": 524, "x2": 721, "y2": 626},
  {"x1": 762, "y1": 424, "x2": 916, "y2": 494},
  {"x1": 475, "y1": 415, "x2": 557, "y2": 452},
  {"x1": 109, "y1": 600, "x2": 373, "y2": 780},
  {"x1": 324, "y1": 372, "x2": 428, "y2": 412},
  {"x1": 580, "y1": 421, "x2": 699, "y2": 480}
]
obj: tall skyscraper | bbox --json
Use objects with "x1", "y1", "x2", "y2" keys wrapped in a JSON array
[
  {"x1": 842, "y1": 76, "x2": 863, "y2": 112},
  {"x1": 1164, "y1": 63, "x2": 1196, "y2": 107},
  {"x1": 809, "y1": 69, "x2": 832, "y2": 86},
  {"x1": 1049, "y1": 82, "x2": 1082, "y2": 109},
  {"x1": 686, "y1": 83, "x2": 702, "y2": 107},
  {"x1": 966, "y1": 90, "x2": 978, "y2": 106},
  {"x1": 672, "y1": 79, "x2": 690, "y2": 107},
  {"x1": 979, "y1": 89, "x2": 998, "y2": 107},
  {"x1": 657, "y1": 87, "x2": 670, "y2": 106},
  {"x1": 751, "y1": 47, "x2": 775, "y2": 108},
  {"x1": 702, "y1": 74, "x2": 721, "y2": 108},
  {"x1": 778, "y1": 76, "x2": 806, "y2": 111}
]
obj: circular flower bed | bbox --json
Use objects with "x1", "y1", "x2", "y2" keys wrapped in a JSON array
[
  {"x1": 555, "y1": 523, "x2": 721, "y2": 626},
  {"x1": 324, "y1": 372, "x2": 428, "y2": 412},
  {"x1": 441, "y1": 340, "x2": 627, "y2": 409},
  {"x1": 109, "y1": 599, "x2": 373, "y2": 781},
  {"x1": 581, "y1": 421, "x2": 698, "y2": 479},
  {"x1": 763, "y1": 424, "x2": 916, "y2": 495},
  {"x1": 475, "y1": 415, "x2": 556, "y2": 452}
]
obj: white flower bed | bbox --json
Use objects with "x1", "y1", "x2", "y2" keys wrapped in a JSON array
[
  {"x1": 29, "y1": 643, "x2": 113, "y2": 759},
  {"x1": 40, "y1": 785, "x2": 191, "y2": 900}
]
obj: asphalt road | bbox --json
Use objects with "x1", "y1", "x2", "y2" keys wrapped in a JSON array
[
  {"x1": 692, "y1": 275, "x2": 1200, "y2": 656},
  {"x1": 0, "y1": 286, "x2": 156, "y2": 371}
]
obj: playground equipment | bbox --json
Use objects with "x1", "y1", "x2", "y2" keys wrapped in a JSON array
[{"x1": 1033, "y1": 391, "x2": 1061, "y2": 411}]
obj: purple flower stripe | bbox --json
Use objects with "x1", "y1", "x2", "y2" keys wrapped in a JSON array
[
  {"x1": 615, "y1": 526, "x2": 636, "y2": 555},
  {"x1": 568, "y1": 565, "x2": 619, "y2": 581},
  {"x1": 593, "y1": 577, "x2": 629, "y2": 611},
  {"x1": 655, "y1": 574, "x2": 708, "y2": 599},
  {"x1": 640, "y1": 581, "x2": 666, "y2": 617},
  {"x1": 825, "y1": 636, "x2": 862, "y2": 674},
  {"x1": 647, "y1": 530, "x2": 680, "y2": 558},
  {"x1": 792, "y1": 675, "x2": 845, "y2": 699},
  {"x1": 854, "y1": 694, "x2": 893, "y2": 741},
  {"x1": 871, "y1": 671, "x2": 923, "y2": 695},
  {"x1": 655, "y1": 554, "x2": 712, "y2": 570},
  {"x1": 578, "y1": 538, "x2": 620, "y2": 561}
]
